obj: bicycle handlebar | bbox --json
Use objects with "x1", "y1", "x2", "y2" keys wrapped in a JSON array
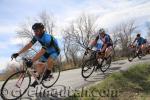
[{"x1": 84, "y1": 47, "x2": 104, "y2": 56}]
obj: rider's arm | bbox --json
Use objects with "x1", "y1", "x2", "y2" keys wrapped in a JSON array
[
  {"x1": 18, "y1": 42, "x2": 33, "y2": 55},
  {"x1": 88, "y1": 36, "x2": 99, "y2": 49},
  {"x1": 88, "y1": 40, "x2": 96, "y2": 49},
  {"x1": 31, "y1": 48, "x2": 46, "y2": 62}
]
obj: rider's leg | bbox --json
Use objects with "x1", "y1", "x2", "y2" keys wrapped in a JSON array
[
  {"x1": 141, "y1": 44, "x2": 146, "y2": 55},
  {"x1": 35, "y1": 62, "x2": 45, "y2": 75},
  {"x1": 136, "y1": 44, "x2": 141, "y2": 54},
  {"x1": 105, "y1": 46, "x2": 112, "y2": 58},
  {"x1": 42, "y1": 53, "x2": 59, "y2": 80},
  {"x1": 30, "y1": 53, "x2": 56, "y2": 88},
  {"x1": 42, "y1": 57, "x2": 54, "y2": 80},
  {"x1": 47, "y1": 57, "x2": 54, "y2": 70},
  {"x1": 30, "y1": 61, "x2": 46, "y2": 87}
]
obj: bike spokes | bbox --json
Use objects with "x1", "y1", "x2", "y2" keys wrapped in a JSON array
[
  {"x1": 100, "y1": 56, "x2": 112, "y2": 73},
  {"x1": 42, "y1": 65, "x2": 60, "y2": 88},
  {"x1": 81, "y1": 59, "x2": 96, "y2": 78},
  {"x1": 1, "y1": 71, "x2": 31, "y2": 100}
]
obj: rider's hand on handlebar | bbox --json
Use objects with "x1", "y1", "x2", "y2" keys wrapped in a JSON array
[
  {"x1": 25, "y1": 59, "x2": 33, "y2": 68},
  {"x1": 11, "y1": 53, "x2": 19, "y2": 59}
]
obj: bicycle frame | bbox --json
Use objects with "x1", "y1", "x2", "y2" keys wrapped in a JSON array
[
  {"x1": 16, "y1": 57, "x2": 48, "y2": 87},
  {"x1": 81, "y1": 48, "x2": 112, "y2": 78},
  {"x1": 84, "y1": 49, "x2": 103, "y2": 69}
]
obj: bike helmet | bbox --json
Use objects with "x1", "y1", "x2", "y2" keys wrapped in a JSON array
[
  {"x1": 32, "y1": 23, "x2": 44, "y2": 30},
  {"x1": 137, "y1": 33, "x2": 140, "y2": 37},
  {"x1": 98, "y1": 28, "x2": 105, "y2": 34}
]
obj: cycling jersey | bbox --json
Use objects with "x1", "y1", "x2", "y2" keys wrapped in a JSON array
[
  {"x1": 92, "y1": 33, "x2": 112, "y2": 51},
  {"x1": 135, "y1": 37, "x2": 146, "y2": 46},
  {"x1": 96, "y1": 39, "x2": 103, "y2": 51},
  {"x1": 97, "y1": 33, "x2": 112, "y2": 45},
  {"x1": 31, "y1": 32, "x2": 60, "y2": 61}
]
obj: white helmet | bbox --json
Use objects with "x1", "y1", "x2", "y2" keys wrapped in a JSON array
[{"x1": 98, "y1": 28, "x2": 105, "y2": 34}]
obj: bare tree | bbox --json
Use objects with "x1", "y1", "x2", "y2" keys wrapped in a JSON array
[
  {"x1": 38, "y1": 11, "x2": 55, "y2": 34},
  {"x1": 110, "y1": 31, "x2": 118, "y2": 58},
  {"x1": 64, "y1": 13, "x2": 98, "y2": 49},
  {"x1": 112, "y1": 20, "x2": 137, "y2": 56},
  {"x1": 17, "y1": 20, "x2": 34, "y2": 39},
  {"x1": 62, "y1": 14, "x2": 98, "y2": 67},
  {"x1": 63, "y1": 35, "x2": 71, "y2": 63},
  {"x1": 146, "y1": 22, "x2": 150, "y2": 39},
  {"x1": 17, "y1": 11, "x2": 56, "y2": 39},
  {"x1": 63, "y1": 31, "x2": 80, "y2": 66}
]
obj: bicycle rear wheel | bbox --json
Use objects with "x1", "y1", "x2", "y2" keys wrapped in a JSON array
[
  {"x1": 42, "y1": 65, "x2": 61, "y2": 88},
  {"x1": 0, "y1": 71, "x2": 31, "y2": 100},
  {"x1": 81, "y1": 58, "x2": 96, "y2": 79}
]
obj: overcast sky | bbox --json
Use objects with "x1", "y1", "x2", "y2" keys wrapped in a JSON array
[{"x1": 0, "y1": 0, "x2": 150, "y2": 71}]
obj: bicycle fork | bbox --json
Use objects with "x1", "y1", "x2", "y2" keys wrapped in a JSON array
[{"x1": 16, "y1": 73, "x2": 25, "y2": 88}]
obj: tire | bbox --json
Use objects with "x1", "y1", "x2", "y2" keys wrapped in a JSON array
[
  {"x1": 100, "y1": 56, "x2": 112, "y2": 73},
  {"x1": 42, "y1": 65, "x2": 61, "y2": 88},
  {"x1": 81, "y1": 58, "x2": 96, "y2": 79},
  {"x1": 138, "y1": 54, "x2": 142, "y2": 59},
  {"x1": 128, "y1": 51, "x2": 135, "y2": 62},
  {"x1": 137, "y1": 51, "x2": 143, "y2": 59},
  {"x1": 1, "y1": 71, "x2": 31, "y2": 100}
]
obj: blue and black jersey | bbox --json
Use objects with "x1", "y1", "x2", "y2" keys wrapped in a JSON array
[
  {"x1": 136, "y1": 37, "x2": 146, "y2": 46},
  {"x1": 31, "y1": 32, "x2": 60, "y2": 55},
  {"x1": 95, "y1": 33, "x2": 113, "y2": 47}
]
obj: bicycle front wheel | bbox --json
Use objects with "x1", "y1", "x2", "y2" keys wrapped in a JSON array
[
  {"x1": 42, "y1": 65, "x2": 61, "y2": 88},
  {"x1": 128, "y1": 51, "x2": 135, "y2": 62},
  {"x1": 100, "y1": 56, "x2": 112, "y2": 73},
  {"x1": 81, "y1": 59, "x2": 96, "y2": 79},
  {"x1": 1, "y1": 71, "x2": 31, "y2": 100}
]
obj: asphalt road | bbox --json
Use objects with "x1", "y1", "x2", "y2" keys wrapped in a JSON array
[{"x1": 0, "y1": 55, "x2": 150, "y2": 100}]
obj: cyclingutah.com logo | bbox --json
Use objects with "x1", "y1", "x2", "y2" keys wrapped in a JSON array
[{"x1": 0, "y1": 86, "x2": 119, "y2": 99}]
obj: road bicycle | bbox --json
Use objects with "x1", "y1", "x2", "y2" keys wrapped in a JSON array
[
  {"x1": 81, "y1": 48, "x2": 112, "y2": 79},
  {"x1": 128, "y1": 44, "x2": 143, "y2": 62},
  {"x1": 0, "y1": 57, "x2": 61, "y2": 100}
]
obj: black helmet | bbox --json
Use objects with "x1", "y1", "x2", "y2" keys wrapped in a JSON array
[
  {"x1": 98, "y1": 28, "x2": 105, "y2": 34},
  {"x1": 137, "y1": 33, "x2": 140, "y2": 37},
  {"x1": 32, "y1": 23, "x2": 44, "y2": 30}
]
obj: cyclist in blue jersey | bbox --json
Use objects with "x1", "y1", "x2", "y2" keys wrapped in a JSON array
[
  {"x1": 11, "y1": 23, "x2": 60, "y2": 87},
  {"x1": 132, "y1": 33, "x2": 147, "y2": 54},
  {"x1": 88, "y1": 28, "x2": 113, "y2": 58}
]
